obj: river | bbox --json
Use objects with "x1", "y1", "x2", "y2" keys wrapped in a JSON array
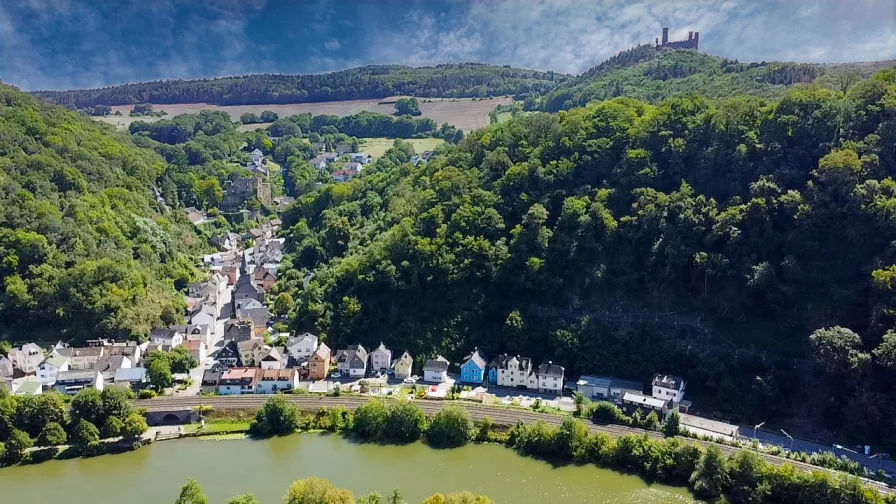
[{"x1": 0, "y1": 434, "x2": 700, "y2": 503}]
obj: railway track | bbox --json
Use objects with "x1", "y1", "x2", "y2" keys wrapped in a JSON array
[{"x1": 134, "y1": 395, "x2": 891, "y2": 493}]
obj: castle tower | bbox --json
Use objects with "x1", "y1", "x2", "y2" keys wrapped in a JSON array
[{"x1": 662, "y1": 27, "x2": 669, "y2": 44}]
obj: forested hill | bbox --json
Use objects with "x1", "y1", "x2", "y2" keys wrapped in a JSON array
[
  {"x1": 277, "y1": 69, "x2": 896, "y2": 444},
  {"x1": 31, "y1": 64, "x2": 564, "y2": 109},
  {"x1": 540, "y1": 45, "x2": 896, "y2": 111},
  {"x1": 0, "y1": 82, "x2": 197, "y2": 342}
]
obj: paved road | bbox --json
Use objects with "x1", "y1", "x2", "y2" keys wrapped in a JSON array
[{"x1": 134, "y1": 395, "x2": 891, "y2": 493}]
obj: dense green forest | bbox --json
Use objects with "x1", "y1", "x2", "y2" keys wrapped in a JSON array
[
  {"x1": 539, "y1": 46, "x2": 895, "y2": 111},
  {"x1": 274, "y1": 69, "x2": 896, "y2": 445},
  {"x1": 0, "y1": 83, "x2": 198, "y2": 342},
  {"x1": 32, "y1": 63, "x2": 564, "y2": 108}
]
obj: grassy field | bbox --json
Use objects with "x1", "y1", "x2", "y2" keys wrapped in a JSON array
[
  {"x1": 358, "y1": 137, "x2": 444, "y2": 159},
  {"x1": 185, "y1": 421, "x2": 250, "y2": 434},
  {"x1": 95, "y1": 96, "x2": 512, "y2": 133}
]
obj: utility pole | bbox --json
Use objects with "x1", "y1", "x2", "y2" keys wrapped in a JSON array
[
  {"x1": 753, "y1": 421, "x2": 765, "y2": 440},
  {"x1": 780, "y1": 429, "x2": 794, "y2": 451}
]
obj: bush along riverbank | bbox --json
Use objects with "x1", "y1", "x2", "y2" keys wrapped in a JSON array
[
  {"x1": 0, "y1": 387, "x2": 149, "y2": 468},
  {"x1": 576, "y1": 395, "x2": 890, "y2": 483},
  {"x1": 242, "y1": 396, "x2": 893, "y2": 504}
]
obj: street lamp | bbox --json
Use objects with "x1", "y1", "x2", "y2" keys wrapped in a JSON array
[
  {"x1": 780, "y1": 429, "x2": 794, "y2": 451},
  {"x1": 753, "y1": 421, "x2": 765, "y2": 440}
]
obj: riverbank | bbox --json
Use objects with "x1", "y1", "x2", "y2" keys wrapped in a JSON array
[
  {"x1": 0, "y1": 432, "x2": 697, "y2": 504},
  {"x1": 136, "y1": 394, "x2": 895, "y2": 490},
  {"x1": 143, "y1": 396, "x2": 892, "y2": 504}
]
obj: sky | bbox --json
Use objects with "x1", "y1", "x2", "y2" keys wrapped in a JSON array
[{"x1": 1, "y1": 0, "x2": 895, "y2": 91}]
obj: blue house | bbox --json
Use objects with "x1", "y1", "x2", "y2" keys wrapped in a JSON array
[
  {"x1": 460, "y1": 348, "x2": 487, "y2": 385},
  {"x1": 487, "y1": 354, "x2": 509, "y2": 385}
]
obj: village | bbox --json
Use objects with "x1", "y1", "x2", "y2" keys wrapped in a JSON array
[{"x1": 1, "y1": 203, "x2": 690, "y2": 417}]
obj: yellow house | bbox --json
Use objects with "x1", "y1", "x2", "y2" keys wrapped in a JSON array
[{"x1": 392, "y1": 351, "x2": 413, "y2": 380}]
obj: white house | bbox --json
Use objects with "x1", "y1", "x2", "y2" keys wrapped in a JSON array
[
  {"x1": 286, "y1": 333, "x2": 318, "y2": 361},
  {"x1": 0, "y1": 356, "x2": 13, "y2": 379},
  {"x1": 11, "y1": 377, "x2": 42, "y2": 396},
  {"x1": 55, "y1": 370, "x2": 103, "y2": 395},
  {"x1": 497, "y1": 355, "x2": 533, "y2": 389},
  {"x1": 369, "y1": 342, "x2": 392, "y2": 373},
  {"x1": 150, "y1": 328, "x2": 184, "y2": 348},
  {"x1": 536, "y1": 362, "x2": 565, "y2": 395},
  {"x1": 114, "y1": 367, "x2": 149, "y2": 389},
  {"x1": 257, "y1": 368, "x2": 299, "y2": 394},
  {"x1": 651, "y1": 374, "x2": 686, "y2": 404},
  {"x1": 217, "y1": 368, "x2": 258, "y2": 395},
  {"x1": 8, "y1": 343, "x2": 44, "y2": 374},
  {"x1": 260, "y1": 347, "x2": 286, "y2": 370},
  {"x1": 423, "y1": 356, "x2": 449, "y2": 383},
  {"x1": 37, "y1": 354, "x2": 70, "y2": 388}
]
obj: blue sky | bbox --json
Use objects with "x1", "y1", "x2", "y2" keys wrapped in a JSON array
[{"x1": 2, "y1": 0, "x2": 895, "y2": 91}]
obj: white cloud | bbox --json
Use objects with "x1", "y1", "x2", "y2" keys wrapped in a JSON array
[{"x1": 1, "y1": 0, "x2": 894, "y2": 90}]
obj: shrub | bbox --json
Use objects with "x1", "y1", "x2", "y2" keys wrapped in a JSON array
[
  {"x1": 382, "y1": 401, "x2": 426, "y2": 442},
  {"x1": 71, "y1": 420, "x2": 100, "y2": 450},
  {"x1": 690, "y1": 446, "x2": 729, "y2": 499},
  {"x1": 426, "y1": 406, "x2": 473, "y2": 447},
  {"x1": 5, "y1": 429, "x2": 32, "y2": 463},
  {"x1": 102, "y1": 416, "x2": 124, "y2": 439},
  {"x1": 250, "y1": 396, "x2": 301, "y2": 437},
  {"x1": 591, "y1": 401, "x2": 629, "y2": 425},
  {"x1": 137, "y1": 389, "x2": 157, "y2": 399},
  {"x1": 352, "y1": 400, "x2": 389, "y2": 439},
  {"x1": 663, "y1": 411, "x2": 681, "y2": 437},
  {"x1": 37, "y1": 422, "x2": 67, "y2": 447}
]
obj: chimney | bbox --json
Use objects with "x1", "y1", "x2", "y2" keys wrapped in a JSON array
[{"x1": 662, "y1": 27, "x2": 669, "y2": 44}]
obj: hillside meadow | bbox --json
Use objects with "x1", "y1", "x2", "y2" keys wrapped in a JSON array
[{"x1": 94, "y1": 96, "x2": 512, "y2": 133}]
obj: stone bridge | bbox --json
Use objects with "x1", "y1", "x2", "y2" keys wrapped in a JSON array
[{"x1": 143, "y1": 408, "x2": 196, "y2": 426}]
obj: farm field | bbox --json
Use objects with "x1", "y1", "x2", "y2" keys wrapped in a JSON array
[
  {"x1": 358, "y1": 137, "x2": 444, "y2": 159},
  {"x1": 95, "y1": 96, "x2": 512, "y2": 132}
]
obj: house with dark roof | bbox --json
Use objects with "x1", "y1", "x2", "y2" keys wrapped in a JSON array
[
  {"x1": 536, "y1": 362, "x2": 565, "y2": 395},
  {"x1": 224, "y1": 320, "x2": 254, "y2": 343},
  {"x1": 335, "y1": 344, "x2": 367, "y2": 377},
  {"x1": 423, "y1": 356, "x2": 449, "y2": 383},
  {"x1": 150, "y1": 328, "x2": 184, "y2": 348},
  {"x1": 460, "y1": 348, "x2": 487, "y2": 385},
  {"x1": 497, "y1": 355, "x2": 534, "y2": 389},
  {"x1": 233, "y1": 274, "x2": 265, "y2": 303},
  {"x1": 487, "y1": 354, "x2": 510, "y2": 385},
  {"x1": 215, "y1": 340, "x2": 243, "y2": 368},
  {"x1": 651, "y1": 374, "x2": 686, "y2": 404},
  {"x1": 201, "y1": 370, "x2": 222, "y2": 394}
]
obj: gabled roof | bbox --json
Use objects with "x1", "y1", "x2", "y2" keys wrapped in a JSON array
[
  {"x1": 372, "y1": 342, "x2": 390, "y2": 355},
  {"x1": 652, "y1": 374, "x2": 685, "y2": 390},
  {"x1": 184, "y1": 340, "x2": 205, "y2": 351},
  {"x1": 262, "y1": 347, "x2": 285, "y2": 362},
  {"x1": 623, "y1": 392, "x2": 666, "y2": 409},
  {"x1": 463, "y1": 349, "x2": 487, "y2": 369},
  {"x1": 41, "y1": 354, "x2": 69, "y2": 369},
  {"x1": 151, "y1": 328, "x2": 183, "y2": 341},
  {"x1": 311, "y1": 342, "x2": 331, "y2": 360},
  {"x1": 423, "y1": 355, "x2": 449, "y2": 372},
  {"x1": 70, "y1": 346, "x2": 104, "y2": 358},
  {"x1": 537, "y1": 362, "x2": 564, "y2": 378},
  {"x1": 201, "y1": 370, "x2": 222, "y2": 385}
]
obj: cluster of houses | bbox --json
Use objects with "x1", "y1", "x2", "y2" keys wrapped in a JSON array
[
  {"x1": 309, "y1": 143, "x2": 372, "y2": 183},
  {"x1": 575, "y1": 373, "x2": 689, "y2": 414},
  {"x1": 1, "y1": 339, "x2": 153, "y2": 396}
]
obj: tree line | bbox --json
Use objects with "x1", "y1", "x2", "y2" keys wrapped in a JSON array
[
  {"x1": 33, "y1": 63, "x2": 563, "y2": 109},
  {"x1": 0, "y1": 386, "x2": 148, "y2": 466}
]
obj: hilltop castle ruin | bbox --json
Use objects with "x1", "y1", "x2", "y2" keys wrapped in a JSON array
[{"x1": 655, "y1": 28, "x2": 699, "y2": 50}]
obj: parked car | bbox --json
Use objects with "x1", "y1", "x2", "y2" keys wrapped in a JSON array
[
  {"x1": 403, "y1": 376, "x2": 419, "y2": 384},
  {"x1": 330, "y1": 372, "x2": 342, "y2": 379}
]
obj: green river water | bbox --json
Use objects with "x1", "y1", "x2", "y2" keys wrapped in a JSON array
[{"x1": 0, "y1": 434, "x2": 700, "y2": 504}]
